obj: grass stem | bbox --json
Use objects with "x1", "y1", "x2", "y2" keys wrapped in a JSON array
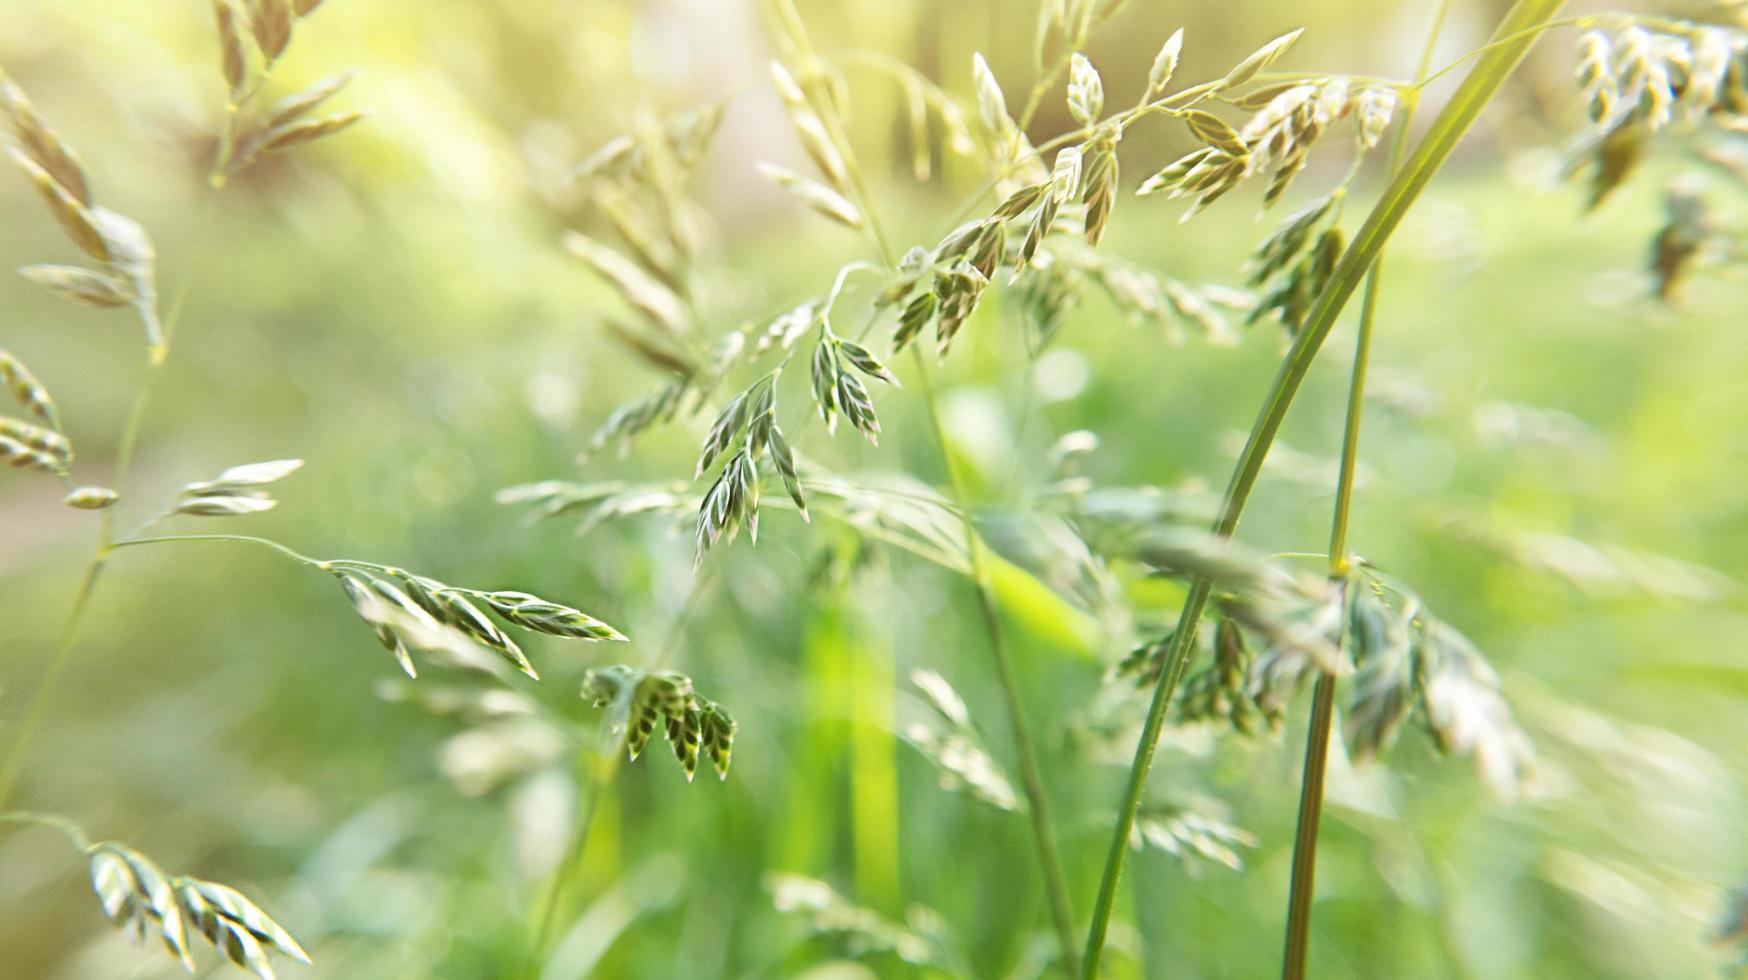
[
  {"x1": 1077, "y1": 3, "x2": 1568, "y2": 974},
  {"x1": 0, "y1": 289, "x2": 184, "y2": 812},
  {"x1": 1280, "y1": 4, "x2": 1450, "y2": 976}
]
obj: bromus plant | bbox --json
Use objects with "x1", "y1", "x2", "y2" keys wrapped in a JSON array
[
  {"x1": 8, "y1": 0, "x2": 1748, "y2": 976},
  {"x1": 511, "y1": 0, "x2": 1572, "y2": 974},
  {"x1": 0, "y1": 4, "x2": 634, "y2": 975}
]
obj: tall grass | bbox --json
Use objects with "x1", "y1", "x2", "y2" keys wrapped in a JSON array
[{"x1": 5, "y1": 0, "x2": 1747, "y2": 976}]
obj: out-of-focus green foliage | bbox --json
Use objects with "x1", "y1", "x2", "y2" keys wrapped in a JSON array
[{"x1": 3, "y1": 1, "x2": 1748, "y2": 978}]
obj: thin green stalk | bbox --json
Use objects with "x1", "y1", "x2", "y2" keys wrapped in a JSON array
[
  {"x1": 1281, "y1": 4, "x2": 1451, "y2": 975},
  {"x1": 1078, "y1": 3, "x2": 1567, "y2": 975},
  {"x1": 911, "y1": 351, "x2": 1079, "y2": 976},
  {"x1": 109, "y1": 533, "x2": 325, "y2": 567},
  {"x1": 0, "y1": 281, "x2": 186, "y2": 811},
  {"x1": 1280, "y1": 672, "x2": 1339, "y2": 974},
  {"x1": 0, "y1": 557, "x2": 106, "y2": 810},
  {"x1": 525, "y1": 737, "x2": 617, "y2": 980},
  {"x1": 0, "y1": 810, "x2": 94, "y2": 851}
]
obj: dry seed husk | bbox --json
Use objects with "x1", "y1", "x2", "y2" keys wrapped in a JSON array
[
  {"x1": 757, "y1": 162, "x2": 864, "y2": 229},
  {"x1": 594, "y1": 187, "x2": 684, "y2": 292},
  {"x1": 0, "y1": 434, "x2": 61, "y2": 473},
  {"x1": 0, "y1": 347, "x2": 58, "y2": 427},
  {"x1": 179, "y1": 877, "x2": 312, "y2": 966},
  {"x1": 563, "y1": 230, "x2": 688, "y2": 335},
  {"x1": 65, "y1": 486, "x2": 120, "y2": 510},
  {"x1": 177, "y1": 494, "x2": 278, "y2": 517},
  {"x1": 0, "y1": 75, "x2": 90, "y2": 204},
  {"x1": 87, "y1": 207, "x2": 164, "y2": 352},
  {"x1": 17, "y1": 264, "x2": 129, "y2": 307},
  {"x1": 248, "y1": 0, "x2": 294, "y2": 62},
  {"x1": 11, "y1": 149, "x2": 108, "y2": 261},
  {"x1": 769, "y1": 61, "x2": 850, "y2": 191},
  {"x1": 256, "y1": 110, "x2": 365, "y2": 155},
  {"x1": 185, "y1": 458, "x2": 304, "y2": 492},
  {"x1": 212, "y1": 0, "x2": 249, "y2": 101},
  {"x1": 264, "y1": 71, "x2": 356, "y2": 130},
  {"x1": 1137, "y1": 146, "x2": 1212, "y2": 196},
  {"x1": 0, "y1": 416, "x2": 70, "y2": 459},
  {"x1": 1035, "y1": 0, "x2": 1068, "y2": 71}
]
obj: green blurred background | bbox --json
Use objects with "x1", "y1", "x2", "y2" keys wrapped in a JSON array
[{"x1": 2, "y1": 0, "x2": 1746, "y2": 977}]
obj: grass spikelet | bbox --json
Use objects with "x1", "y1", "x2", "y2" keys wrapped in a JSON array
[
  {"x1": 248, "y1": 0, "x2": 294, "y2": 63},
  {"x1": 563, "y1": 230, "x2": 688, "y2": 336},
  {"x1": 0, "y1": 416, "x2": 70, "y2": 461},
  {"x1": 582, "y1": 665, "x2": 734, "y2": 779},
  {"x1": 0, "y1": 72, "x2": 90, "y2": 205},
  {"x1": 176, "y1": 458, "x2": 302, "y2": 517},
  {"x1": 75, "y1": 833, "x2": 311, "y2": 980},
  {"x1": 1129, "y1": 797, "x2": 1258, "y2": 872},
  {"x1": 0, "y1": 434, "x2": 64, "y2": 474},
  {"x1": 10, "y1": 148, "x2": 108, "y2": 261},
  {"x1": 64, "y1": 486, "x2": 120, "y2": 510},
  {"x1": 767, "y1": 873, "x2": 955, "y2": 968},
  {"x1": 903, "y1": 669, "x2": 1020, "y2": 811},
  {"x1": 0, "y1": 347, "x2": 59, "y2": 428}
]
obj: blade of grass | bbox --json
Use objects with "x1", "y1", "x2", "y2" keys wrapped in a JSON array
[
  {"x1": 1078, "y1": 2, "x2": 1569, "y2": 975},
  {"x1": 1280, "y1": 3, "x2": 1453, "y2": 976}
]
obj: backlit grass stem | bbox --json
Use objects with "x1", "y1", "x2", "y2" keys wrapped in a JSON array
[
  {"x1": 0, "y1": 285, "x2": 185, "y2": 812},
  {"x1": 1281, "y1": 3, "x2": 1451, "y2": 976},
  {"x1": 1078, "y1": 1, "x2": 1569, "y2": 974}
]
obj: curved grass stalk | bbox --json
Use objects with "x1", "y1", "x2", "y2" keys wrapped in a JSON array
[
  {"x1": 1078, "y1": 2, "x2": 1569, "y2": 974},
  {"x1": 0, "y1": 810, "x2": 94, "y2": 850},
  {"x1": 911, "y1": 351, "x2": 1081, "y2": 975},
  {"x1": 0, "y1": 280, "x2": 190, "y2": 811},
  {"x1": 1280, "y1": 3, "x2": 1452, "y2": 975}
]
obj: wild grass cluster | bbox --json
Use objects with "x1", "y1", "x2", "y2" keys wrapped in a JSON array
[{"x1": 3, "y1": 0, "x2": 1748, "y2": 977}]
